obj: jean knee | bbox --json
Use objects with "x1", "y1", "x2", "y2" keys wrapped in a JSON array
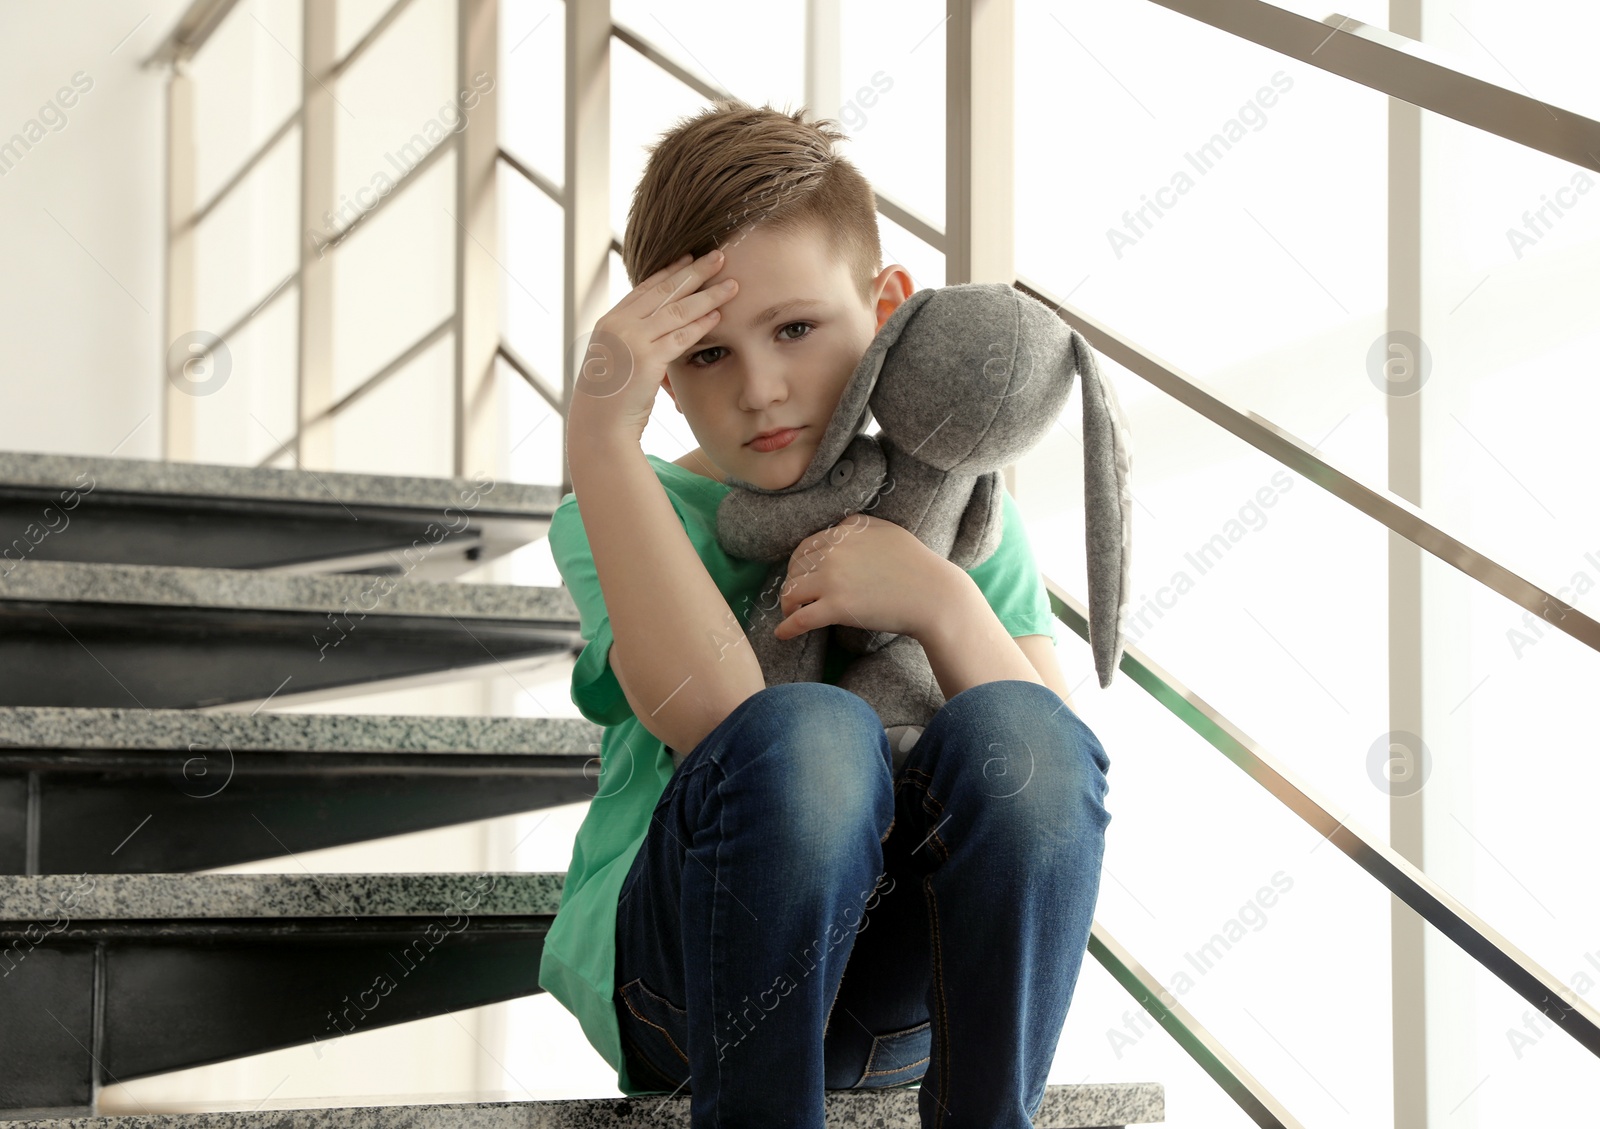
[
  {"x1": 717, "y1": 681, "x2": 892, "y2": 849},
  {"x1": 947, "y1": 680, "x2": 1110, "y2": 838}
]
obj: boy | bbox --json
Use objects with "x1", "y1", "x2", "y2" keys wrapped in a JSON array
[{"x1": 537, "y1": 100, "x2": 1111, "y2": 1128}]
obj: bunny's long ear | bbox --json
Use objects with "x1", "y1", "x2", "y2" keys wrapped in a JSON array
[{"x1": 1071, "y1": 327, "x2": 1133, "y2": 689}]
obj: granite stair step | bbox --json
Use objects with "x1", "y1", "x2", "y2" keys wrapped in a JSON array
[
  {"x1": 0, "y1": 873, "x2": 561, "y2": 1117},
  {"x1": 2, "y1": 1084, "x2": 1166, "y2": 1126},
  {"x1": 0, "y1": 451, "x2": 560, "y2": 579},
  {"x1": 0, "y1": 560, "x2": 581, "y2": 709},
  {"x1": 0, "y1": 708, "x2": 605, "y2": 874}
]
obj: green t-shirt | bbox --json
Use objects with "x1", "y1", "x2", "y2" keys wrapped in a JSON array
[{"x1": 536, "y1": 453, "x2": 1060, "y2": 1095}]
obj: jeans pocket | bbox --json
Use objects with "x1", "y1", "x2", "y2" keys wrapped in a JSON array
[
  {"x1": 855, "y1": 1017, "x2": 931, "y2": 1089},
  {"x1": 617, "y1": 976, "x2": 691, "y2": 1090}
]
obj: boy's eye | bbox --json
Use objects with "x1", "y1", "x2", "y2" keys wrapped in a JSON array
[{"x1": 686, "y1": 322, "x2": 814, "y2": 368}]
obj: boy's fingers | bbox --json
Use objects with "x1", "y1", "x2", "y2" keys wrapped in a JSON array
[{"x1": 630, "y1": 253, "x2": 694, "y2": 298}]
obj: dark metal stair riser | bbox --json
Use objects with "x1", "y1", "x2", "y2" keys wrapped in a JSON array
[
  {"x1": 0, "y1": 921, "x2": 548, "y2": 1112},
  {"x1": 0, "y1": 755, "x2": 598, "y2": 874},
  {"x1": 0, "y1": 603, "x2": 573, "y2": 709},
  {"x1": 0, "y1": 489, "x2": 544, "y2": 579}
]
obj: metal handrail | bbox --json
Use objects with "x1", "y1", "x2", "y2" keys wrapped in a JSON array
[
  {"x1": 610, "y1": 20, "x2": 718, "y2": 105},
  {"x1": 329, "y1": 0, "x2": 419, "y2": 81},
  {"x1": 606, "y1": 12, "x2": 1598, "y2": 657},
  {"x1": 1090, "y1": 923, "x2": 1304, "y2": 1128},
  {"x1": 496, "y1": 341, "x2": 562, "y2": 414},
  {"x1": 184, "y1": 109, "x2": 302, "y2": 233},
  {"x1": 498, "y1": 147, "x2": 563, "y2": 208},
  {"x1": 315, "y1": 130, "x2": 458, "y2": 256},
  {"x1": 253, "y1": 316, "x2": 455, "y2": 468},
  {"x1": 1015, "y1": 275, "x2": 1599, "y2": 656},
  {"x1": 1046, "y1": 578, "x2": 1600, "y2": 1059},
  {"x1": 1148, "y1": 1, "x2": 1600, "y2": 173},
  {"x1": 141, "y1": 0, "x2": 242, "y2": 67}
]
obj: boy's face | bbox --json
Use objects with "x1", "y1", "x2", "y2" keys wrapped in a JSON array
[{"x1": 660, "y1": 221, "x2": 913, "y2": 489}]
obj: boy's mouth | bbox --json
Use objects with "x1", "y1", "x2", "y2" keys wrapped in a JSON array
[{"x1": 746, "y1": 426, "x2": 803, "y2": 452}]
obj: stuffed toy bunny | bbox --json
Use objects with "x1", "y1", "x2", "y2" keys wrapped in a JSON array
[{"x1": 693, "y1": 282, "x2": 1132, "y2": 771}]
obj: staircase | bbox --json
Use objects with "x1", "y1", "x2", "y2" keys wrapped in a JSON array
[{"x1": 0, "y1": 450, "x2": 1166, "y2": 1127}]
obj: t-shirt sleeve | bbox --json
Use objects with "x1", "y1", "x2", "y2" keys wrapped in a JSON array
[
  {"x1": 547, "y1": 495, "x2": 636, "y2": 727},
  {"x1": 964, "y1": 488, "x2": 1059, "y2": 644}
]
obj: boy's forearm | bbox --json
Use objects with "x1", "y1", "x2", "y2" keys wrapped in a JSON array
[
  {"x1": 567, "y1": 421, "x2": 765, "y2": 754},
  {"x1": 915, "y1": 567, "x2": 1044, "y2": 701}
]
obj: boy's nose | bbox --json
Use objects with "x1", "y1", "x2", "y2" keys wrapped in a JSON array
[{"x1": 738, "y1": 366, "x2": 792, "y2": 409}]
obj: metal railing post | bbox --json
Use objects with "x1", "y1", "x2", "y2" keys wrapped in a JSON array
[
  {"x1": 296, "y1": 0, "x2": 337, "y2": 470},
  {"x1": 162, "y1": 65, "x2": 197, "y2": 462},
  {"x1": 946, "y1": 0, "x2": 1017, "y2": 494},
  {"x1": 456, "y1": 0, "x2": 500, "y2": 480},
  {"x1": 805, "y1": 0, "x2": 841, "y2": 124},
  {"x1": 562, "y1": 0, "x2": 612, "y2": 499},
  {"x1": 1387, "y1": 0, "x2": 1428, "y2": 1120}
]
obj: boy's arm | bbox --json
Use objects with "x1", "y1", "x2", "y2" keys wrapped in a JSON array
[
  {"x1": 915, "y1": 571, "x2": 1047, "y2": 701},
  {"x1": 568, "y1": 426, "x2": 764, "y2": 754}
]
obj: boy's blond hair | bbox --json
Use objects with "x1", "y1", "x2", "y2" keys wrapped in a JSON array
[{"x1": 621, "y1": 98, "x2": 883, "y2": 307}]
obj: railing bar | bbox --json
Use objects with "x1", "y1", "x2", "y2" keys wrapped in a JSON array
[
  {"x1": 321, "y1": 316, "x2": 455, "y2": 425},
  {"x1": 141, "y1": 0, "x2": 243, "y2": 68},
  {"x1": 1015, "y1": 275, "x2": 1600, "y2": 655},
  {"x1": 317, "y1": 130, "x2": 457, "y2": 256},
  {"x1": 610, "y1": 21, "x2": 725, "y2": 106},
  {"x1": 1089, "y1": 923, "x2": 1304, "y2": 1128},
  {"x1": 497, "y1": 147, "x2": 565, "y2": 207},
  {"x1": 185, "y1": 109, "x2": 303, "y2": 233},
  {"x1": 1148, "y1": 1, "x2": 1600, "y2": 174},
  {"x1": 254, "y1": 434, "x2": 295, "y2": 470},
  {"x1": 255, "y1": 315, "x2": 455, "y2": 468},
  {"x1": 329, "y1": 0, "x2": 418, "y2": 80},
  {"x1": 874, "y1": 191, "x2": 945, "y2": 253},
  {"x1": 496, "y1": 341, "x2": 564, "y2": 414},
  {"x1": 1047, "y1": 579, "x2": 1600, "y2": 1058},
  {"x1": 211, "y1": 267, "x2": 299, "y2": 356},
  {"x1": 610, "y1": 22, "x2": 946, "y2": 256}
]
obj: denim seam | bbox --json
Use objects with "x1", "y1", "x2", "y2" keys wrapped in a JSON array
[
  {"x1": 901, "y1": 769, "x2": 950, "y2": 861},
  {"x1": 923, "y1": 873, "x2": 951, "y2": 1128},
  {"x1": 861, "y1": 1018, "x2": 931, "y2": 1079},
  {"x1": 619, "y1": 979, "x2": 691, "y2": 1069},
  {"x1": 711, "y1": 760, "x2": 727, "y2": 1106},
  {"x1": 619, "y1": 1017, "x2": 687, "y2": 1092}
]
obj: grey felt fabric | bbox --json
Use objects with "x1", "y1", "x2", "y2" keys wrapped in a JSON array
[{"x1": 712, "y1": 282, "x2": 1133, "y2": 763}]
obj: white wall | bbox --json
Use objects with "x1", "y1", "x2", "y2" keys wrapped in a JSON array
[{"x1": 0, "y1": 0, "x2": 186, "y2": 460}]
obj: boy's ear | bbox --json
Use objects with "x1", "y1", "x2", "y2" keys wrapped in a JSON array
[
  {"x1": 874, "y1": 265, "x2": 915, "y2": 332},
  {"x1": 660, "y1": 371, "x2": 682, "y2": 412}
]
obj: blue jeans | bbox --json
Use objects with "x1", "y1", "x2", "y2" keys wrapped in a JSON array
[{"x1": 612, "y1": 678, "x2": 1111, "y2": 1128}]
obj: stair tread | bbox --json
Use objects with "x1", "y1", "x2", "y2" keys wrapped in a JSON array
[
  {"x1": 3, "y1": 1083, "x2": 1166, "y2": 1126},
  {"x1": 0, "y1": 451, "x2": 562, "y2": 516},
  {"x1": 0, "y1": 707, "x2": 600, "y2": 755},
  {"x1": 0, "y1": 872, "x2": 564, "y2": 919},
  {"x1": 0, "y1": 559, "x2": 578, "y2": 622}
]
